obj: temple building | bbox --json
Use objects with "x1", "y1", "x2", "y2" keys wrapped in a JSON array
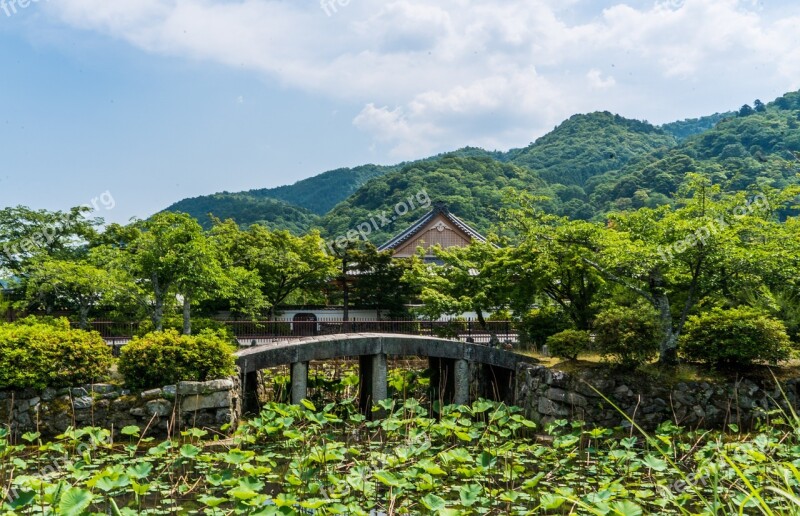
[{"x1": 379, "y1": 202, "x2": 487, "y2": 261}]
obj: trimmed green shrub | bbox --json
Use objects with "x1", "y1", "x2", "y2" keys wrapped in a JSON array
[
  {"x1": 119, "y1": 329, "x2": 237, "y2": 390},
  {"x1": 518, "y1": 305, "x2": 573, "y2": 350},
  {"x1": 680, "y1": 307, "x2": 794, "y2": 367},
  {"x1": 0, "y1": 317, "x2": 113, "y2": 390},
  {"x1": 594, "y1": 305, "x2": 660, "y2": 368},
  {"x1": 546, "y1": 329, "x2": 593, "y2": 360}
]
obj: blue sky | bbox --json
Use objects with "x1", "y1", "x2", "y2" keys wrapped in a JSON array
[{"x1": 1, "y1": 0, "x2": 799, "y2": 223}]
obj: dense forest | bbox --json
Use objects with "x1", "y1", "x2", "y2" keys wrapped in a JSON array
[
  {"x1": 165, "y1": 194, "x2": 320, "y2": 232},
  {"x1": 163, "y1": 90, "x2": 800, "y2": 245}
]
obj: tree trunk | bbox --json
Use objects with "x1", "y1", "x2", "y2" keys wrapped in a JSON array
[
  {"x1": 152, "y1": 299, "x2": 164, "y2": 331},
  {"x1": 654, "y1": 291, "x2": 678, "y2": 366},
  {"x1": 183, "y1": 294, "x2": 192, "y2": 335},
  {"x1": 78, "y1": 306, "x2": 89, "y2": 330},
  {"x1": 151, "y1": 275, "x2": 165, "y2": 331},
  {"x1": 152, "y1": 292, "x2": 164, "y2": 331},
  {"x1": 476, "y1": 308, "x2": 487, "y2": 331}
]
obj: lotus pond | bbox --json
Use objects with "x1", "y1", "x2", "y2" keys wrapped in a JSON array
[{"x1": 2, "y1": 394, "x2": 800, "y2": 515}]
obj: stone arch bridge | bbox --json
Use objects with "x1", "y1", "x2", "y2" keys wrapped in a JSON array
[{"x1": 235, "y1": 333, "x2": 536, "y2": 415}]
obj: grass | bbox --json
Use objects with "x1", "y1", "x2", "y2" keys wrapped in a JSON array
[{"x1": 522, "y1": 349, "x2": 800, "y2": 386}]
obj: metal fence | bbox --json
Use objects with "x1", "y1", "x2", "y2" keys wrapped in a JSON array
[{"x1": 73, "y1": 319, "x2": 519, "y2": 347}]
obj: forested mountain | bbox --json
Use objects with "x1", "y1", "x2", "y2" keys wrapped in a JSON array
[
  {"x1": 659, "y1": 112, "x2": 734, "y2": 141},
  {"x1": 322, "y1": 157, "x2": 548, "y2": 245},
  {"x1": 506, "y1": 111, "x2": 677, "y2": 186},
  {"x1": 162, "y1": 89, "x2": 800, "y2": 243},
  {"x1": 587, "y1": 91, "x2": 800, "y2": 214},
  {"x1": 252, "y1": 148, "x2": 509, "y2": 216},
  {"x1": 163, "y1": 194, "x2": 319, "y2": 233},
  {"x1": 247, "y1": 164, "x2": 397, "y2": 215},
  {"x1": 163, "y1": 148, "x2": 510, "y2": 228}
]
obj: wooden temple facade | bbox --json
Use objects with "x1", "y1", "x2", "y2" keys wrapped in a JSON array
[{"x1": 378, "y1": 202, "x2": 487, "y2": 261}]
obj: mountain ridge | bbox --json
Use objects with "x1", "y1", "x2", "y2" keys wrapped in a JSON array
[{"x1": 162, "y1": 89, "x2": 800, "y2": 239}]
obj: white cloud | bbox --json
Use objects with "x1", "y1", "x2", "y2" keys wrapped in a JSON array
[
  {"x1": 42, "y1": 0, "x2": 800, "y2": 158},
  {"x1": 587, "y1": 69, "x2": 616, "y2": 89}
]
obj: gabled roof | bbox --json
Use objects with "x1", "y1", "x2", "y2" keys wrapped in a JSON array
[{"x1": 378, "y1": 202, "x2": 487, "y2": 252}]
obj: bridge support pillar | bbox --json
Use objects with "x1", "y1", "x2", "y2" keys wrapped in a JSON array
[
  {"x1": 371, "y1": 353, "x2": 388, "y2": 416},
  {"x1": 359, "y1": 353, "x2": 388, "y2": 418},
  {"x1": 453, "y1": 359, "x2": 470, "y2": 406},
  {"x1": 242, "y1": 369, "x2": 261, "y2": 415},
  {"x1": 291, "y1": 361, "x2": 309, "y2": 405},
  {"x1": 430, "y1": 358, "x2": 471, "y2": 407}
]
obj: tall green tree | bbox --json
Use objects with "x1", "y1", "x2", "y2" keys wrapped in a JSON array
[
  {"x1": 405, "y1": 241, "x2": 506, "y2": 329},
  {"x1": 23, "y1": 259, "x2": 119, "y2": 329},
  {"x1": 211, "y1": 221, "x2": 336, "y2": 318},
  {"x1": 348, "y1": 243, "x2": 417, "y2": 319},
  {"x1": 0, "y1": 206, "x2": 101, "y2": 274},
  {"x1": 101, "y1": 213, "x2": 218, "y2": 331},
  {"x1": 499, "y1": 200, "x2": 604, "y2": 330},
  {"x1": 580, "y1": 179, "x2": 795, "y2": 365}
]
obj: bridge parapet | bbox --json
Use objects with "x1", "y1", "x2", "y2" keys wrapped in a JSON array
[{"x1": 235, "y1": 333, "x2": 532, "y2": 373}]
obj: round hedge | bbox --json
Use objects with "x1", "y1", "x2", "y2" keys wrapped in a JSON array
[
  {"x1": 680, "y1": 307, "x2": 793, "y2": 367},
  {"x1": 0, "y1": 317, "x2": 113, "y2": 390},
  {"x1": 119, "y1": 329, "x2": 237, "y2": 390},
  {"x1": 546, "y1": 329, "x2": 593, "y2": 361},
  {"x1": 593, "y1": 305, "x2": 661, "y2": 368}
]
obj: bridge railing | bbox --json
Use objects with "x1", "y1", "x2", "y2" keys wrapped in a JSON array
[
  {"x1": 74, "y1": 319, "x2": 519, "y2": 346},
  {"x1": 70, "y1": 321, "x2": 140, "y2": 342},
  {"x1": 229, "y1": 319, "x2": 517, "y2": 344}
]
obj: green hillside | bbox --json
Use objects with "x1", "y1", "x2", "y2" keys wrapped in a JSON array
[
  {"x1": 254, "y1": 149, "x2": 508, "y2": 216},
  {"x1": 322, "y1": 156, "x2": 549, "y2": 245},
  {"x1": 163, "y1": 194, "x2": 319, "y2": 234},
  {"x1": 506, "y1": 112, "x2": 677, "y2": 186},
  {"x1": 247, "y1": 164, "x2": 398, "y2": 215},
  {"x1": 659, "y1": 112, "x2": 733, "y2": 141},
  {"x1": 322, "y1": 113, "x2": 681, "y2": 235},
  {"x1": 161, "y1": 89, "x2": 800, "y2": 239},
  {"x1": 588, "y1": 93, "x2": 800, "y2": 213},
  {"x1": 162, "y1": 150, "x2": 509, "y2": 228}
]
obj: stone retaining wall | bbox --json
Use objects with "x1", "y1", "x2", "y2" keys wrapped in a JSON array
[
  {"x1": 515, "y1": 363, "x2": 800, "y2": 430},
  {"x1": 0, "y1": 377, "x2": 242, "y2": 439}
]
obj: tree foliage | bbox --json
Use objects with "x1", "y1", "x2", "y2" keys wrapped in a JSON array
[
  {"x1": 0, "y1": 206, "x2": 101, "y2": 274},
  {"x1": 210, "y1": 221, "x2": 336, "y2": 317},
  {"x1": 23, "y1": 259, "x2": 120, "y2": 328},
  {"x1": 405, "y1": 241, "x2": 507, "y2": 329}
]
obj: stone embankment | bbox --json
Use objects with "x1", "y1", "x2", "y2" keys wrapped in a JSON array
[
  {"x1": 515, "y1": 363, "x2": 800, "y2": 430},
  {"x1": 1, "y1": 377, "x2": 241, "y2": 439}
]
